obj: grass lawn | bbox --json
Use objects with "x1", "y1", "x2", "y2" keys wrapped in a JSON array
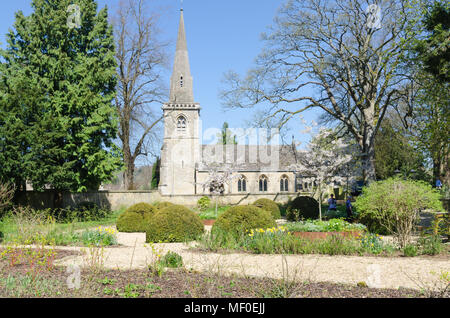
[
  {"x1": 0, "y1": 208, "x2": 125, "y2": 246},
  {"x1": 196, "y1": 206, "x2": 231, "y2": 220}
]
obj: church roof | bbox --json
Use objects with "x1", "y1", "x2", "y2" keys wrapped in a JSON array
[{"x1": 198, "y1": 144, "x2": 305, "y2": 172}]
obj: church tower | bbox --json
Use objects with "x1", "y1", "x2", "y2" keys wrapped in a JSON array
[{"x1": 159, "y1": 9, "x2": 201, "y2": 195}]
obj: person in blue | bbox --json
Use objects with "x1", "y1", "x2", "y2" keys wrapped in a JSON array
[
  {"x1": 436, "y1": 179, "x2": 442, "y2": 189},
  {"x1": 328, "y1": 194, "x2": 337, "y2": 211},
  {"x1": 346, "y1": 196, "x2": 353, "y2": 222}
]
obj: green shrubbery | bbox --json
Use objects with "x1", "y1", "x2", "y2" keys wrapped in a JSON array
[
  {"x1": 116, "y1": 203, "x2": 156, "y2": 233},
  {"x1": 253, "y1": 199, "x2": 281, "y2": 220},
  {"x1": 285, "y1": 219, "x2": 367, "y2": 233},
  {"x1": 198, "y1": 205, "x2": 230, "y2": 220},
  {"x1": 402, "y1": 244, "x2": 419, "y2": 257},
  {"x1": 354, "y1": 178, "x2": 443, "y2": 247},
  {"x1": 418, "y1": 235, "x2": 444, "y2": 255},
  {"x1": 212, "y1": 205, "x2": 276, "y2": 237},
  {"x1": 154, "y1": 201, "x2": 176, "y2": 211},
  {"x1": 286, "y1": 196, "x2": 320, "y2": 221},
  {"x1": 160, "y1": 251, "x2": 183, "y2": 268},
  {"x1": 25, "y1": 202, "x2": 113, "y2": 223},
  {"x1": 145, "y1": 205, "x2": 204, "y2": 243},
  {"x1": 199, "y1": 226, "x2": 395, "y2": 256},
  {"x1": 197, "y1": 196, "x2": 211, "y2": 211}
]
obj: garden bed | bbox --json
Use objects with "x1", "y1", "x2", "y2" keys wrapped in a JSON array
[
  {"x1": 0, "y1": 261, "x2": 426, "y2": 298},
  {"x1": 291, "y1": 230, "x2": 363, "y2": 240},
  {"x1": 202, "y1": 219, "x2": 216, "y2": 226}
]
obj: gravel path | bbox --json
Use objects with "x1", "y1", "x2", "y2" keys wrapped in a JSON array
[{"x1": 50, "y1": 228, "x2": 450, "y2": 292}]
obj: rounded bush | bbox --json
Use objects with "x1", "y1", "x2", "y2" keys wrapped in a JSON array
[
  {"x1": 212, "y1": 205, "x2": 276, "y2": 237},
  {"x1": 252, "y1": 198, "x2": 281, "y2": 220},
  {"x1": 146, "y1": 205, "x2": 204, "y2": 243},
  {"x1": 126, "y1": 202, "x2": 157, "y2": 216},
  {"x1": 116, "y1": 202, "x2": 156, "y2": 233},
  {"x1": 286, "y1": 196, "x2": 319, "y2": 221},
  {"x1": 154, "y1": 201, "x2": 176, "y2": 211}
]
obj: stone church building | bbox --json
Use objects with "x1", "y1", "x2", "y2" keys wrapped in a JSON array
[{"x1": 159, "y1": 9, "x2": 310, "y2": 198}]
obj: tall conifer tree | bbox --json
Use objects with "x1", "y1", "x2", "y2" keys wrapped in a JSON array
[{"x1": 0, "y1": 0, "x2": 121, "y2": 196}]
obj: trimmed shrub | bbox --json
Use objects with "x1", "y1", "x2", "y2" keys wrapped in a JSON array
[
  {"x1": 154, "y1": 201, "x2": 176, "y2": 211},
  {"x1": 146, "y1": 205, "x2": 204, "y2": 243},
  {"x1": 126, "y1": 202, "x2": 157, "y2": 216},
  {"x1": 197, "y1": 196, "x2": 211, "y2": 211},
  {"x1": 116, "y1": 203, "x2": 156, "y2": 233},
  {"x1": 212, "y1": 205, "x2": 276, "y2": 237},
  {"x1": 286, "y1": 196, "x2": 320, "y2": 221},
  {"x1": 253, "y1": 199, "x2": 281, "y2": 220}
]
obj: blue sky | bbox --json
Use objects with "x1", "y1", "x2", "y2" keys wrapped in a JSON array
[{"x1": 0, "y1": 0, "x2": 320, "y2": 151}]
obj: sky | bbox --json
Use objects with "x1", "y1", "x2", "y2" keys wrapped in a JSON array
[{"x1": 0, "y1": 0, "x2": 321, "y2": 157}]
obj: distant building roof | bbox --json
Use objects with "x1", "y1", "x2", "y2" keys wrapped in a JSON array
[{"x1": 198, "y1": 144, "x2": 305, "y2": 172}]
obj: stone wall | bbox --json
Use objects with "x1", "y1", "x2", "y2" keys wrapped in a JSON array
[{"x1": 16, "y1": 190, "x2": 308, "y2": 210}]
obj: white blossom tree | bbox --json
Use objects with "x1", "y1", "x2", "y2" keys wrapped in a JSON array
[
  {"x1": 197, "y1": 165, "x2": 238, "y2": 216},
  {"x1": 289, "y1": 128, "x2": 356, "y2": 220}
]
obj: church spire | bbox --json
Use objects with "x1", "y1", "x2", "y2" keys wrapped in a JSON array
[{"x1": 169, "y1": 9, "x2": 194, "y2": 103}]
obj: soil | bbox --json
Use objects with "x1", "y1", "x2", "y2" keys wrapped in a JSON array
[
  {"x1": 1, "y1": 230, "x2": 449, "y2": 297},
  {"x1": 0, "y1": 253, "x2": 426, "y2": 298}
]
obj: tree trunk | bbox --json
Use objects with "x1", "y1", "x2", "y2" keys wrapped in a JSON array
[
  {"x1": 318, "y1": 183, "x2": 322, "y2": 221},
  {"x1": 53, "y1": 190, "x2": 63, "y2": 209},
  {"x1": 365, "y1": 147, "x2": 377, "y2": 184},
  {"x1": 433, "y1": 155, "x2": 442, "y2": 187},
  {"x1": 123, "y1": 150, "x2": 135, "y2": 190},
  {"x1": 122, "y1": 138, "x2": 136, "y2": 190},
  {"x1": 443, "y1": 153, "x2": 450, "y2": 188},
  {"x1": 361, "y1": 125, "x2": 377, "y2": 185},
  {"x1": 124, "y1": 163, "x2": 135, "y2": 190}
]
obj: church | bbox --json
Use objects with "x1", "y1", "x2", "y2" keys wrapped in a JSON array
[{"x1": 159, "y1": 9, "x2": 310, "y2": 197}]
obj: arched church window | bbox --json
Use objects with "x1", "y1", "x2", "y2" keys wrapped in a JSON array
[
  {"x1": 238, "y1": 175, "x2": 247, "y2": 192},
  {"x1": 177, "y1": 115, "x2": 187, "y2": 131},
  {"x1": 259, "y1": 175, "x2": 268, "y2": 192},
  {"x1": 280, "y1": 175, "x2": 289, "y2": 192}
]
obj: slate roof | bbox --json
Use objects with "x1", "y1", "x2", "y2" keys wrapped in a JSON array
[{"x1": 198, "y1": 144, "x2": 306, "y2": 172}]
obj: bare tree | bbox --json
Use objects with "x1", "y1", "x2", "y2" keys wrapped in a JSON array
[
  {"x1": 198, "y1": 165, "x2": 238, "y2": 216},
  {"x1": 220, "y1": 0, "x2": 419, "y2": 183},
  {"x1": 0, "y1": 182, "x2": 14, "y2": 216},
  {"x1": 113, "y1": 0, "x2": 169, "y2": 189}
]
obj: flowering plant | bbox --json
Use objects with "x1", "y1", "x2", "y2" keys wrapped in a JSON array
[{"x1": 81, "y1": 226, "x2": 118, "y2": 246}]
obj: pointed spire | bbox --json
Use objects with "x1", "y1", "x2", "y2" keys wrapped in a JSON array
[
  {"x1": 169, "y1": 9, "x2": 194, "y2": 103},
  {"x1": 176, "y1": 8, "x2": 187, "y2": 51}
]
